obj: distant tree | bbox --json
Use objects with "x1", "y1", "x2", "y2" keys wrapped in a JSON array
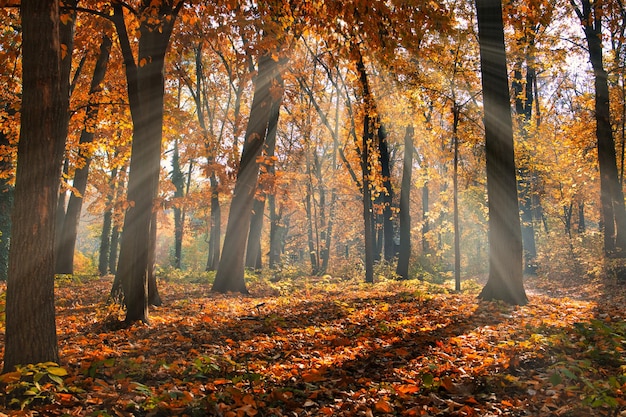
[
  {"x1": 396, "y1": 126, "x2": 414, "y2": 280},
  {"x1": 56, "y1": 34, "x2": 112, "y2": 274},
  {"x1": 475, "y1": 0, "x2": 528, "y2": 305},
  {"x1": 3, "y1": 0, "x2": 64, "y2": 371}
]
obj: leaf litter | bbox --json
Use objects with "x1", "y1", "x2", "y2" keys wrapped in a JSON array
[{"x1": 0, "y1": 275, "x2": 624, "y2": 416}]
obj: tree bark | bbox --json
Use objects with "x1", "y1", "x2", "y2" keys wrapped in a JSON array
[
  {"x1": 396, "y1": 126, "x2": 414, "y2": 280},
  {"x1": 513, "y1": 62, "x2": 538, "y2": 274},
  {"x1": 98, "y1": 164, "x2": 119, "y2": 276},
  {"x1": 378, "y1": 123, "x2": 395, "y2": 262},
  {"x1": 3, "y1": 0, "x2": 64, "y2": 371},
  {"x1": 0, "y1": 127, "x2": 13, "y2": 282},
  {"x1": 171, "y1": 138, "x2": 185, "y2": 269},
  {"x1": 113, "y1": 1, "x2": 181, "y2": 323},
  {"x1": 212, "y1": 53, "x2": 282, "y2": 293},
  {"x1": 476, "y1": 0, "x2": 528, "y2": 305},
  {"x1": 452, "y1": 104, "x2": 461, "y2": 292},
  {"x1": 57, "y1": 35, "x2": 112, "y2": 274},
  {"x1": 573, "y1": 0, "x2": 626, "y2": 255}
]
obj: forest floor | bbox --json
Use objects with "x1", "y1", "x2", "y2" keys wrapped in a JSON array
[{"x1": 0, "y1": 270, "x2": 625, "y2": 417}]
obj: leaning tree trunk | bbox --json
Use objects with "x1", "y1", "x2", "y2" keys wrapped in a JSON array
[
  {"x1": 246, "y1": 88, "x2": 283, "y2": 271},
  {"x1": 56, "y1": 35, "x2": 112, "y2": 274},
  {"x1": 212, "y1": 53, "x2": 282, "y2": 293},
  {"x1": 396, "y1": 126, "x2": 414, "y2": 280},
  {"x1": 3, "y1": 0, "x2": 64, "y2": 372},
  {"x1": 476, "y1": 0, "x2": 528, "y2": 305}
]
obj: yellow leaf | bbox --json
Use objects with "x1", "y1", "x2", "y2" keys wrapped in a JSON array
[{"x1": 47, "y1": 366, "x2": 68, "y2": 377}]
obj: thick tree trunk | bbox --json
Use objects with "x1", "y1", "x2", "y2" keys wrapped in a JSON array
[
  {"x1": 57, "y1": 35, "x2": 112, "y2": 274},
  {"x1": 475, "y1": 0, "x2": 528, "y2": 305},
  {"x1": 396, "y1": 126, "x2": 414, "y2": 280},
  {"x1": 113, "y1": 2, "x2": 180, "y2": 323},
  {"x1": 3, "y1": 0, "x2": 64, "y2": 372},
  {"x1": 212, "y1": 53, "x2": 281, "y2": 293},
  {"x1": 576, "y1": 0, "x2": 626, "y2": 255}
]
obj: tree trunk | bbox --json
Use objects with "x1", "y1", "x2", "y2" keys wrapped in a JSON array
[
  {"x1": 513, "y1": 62, "x2": 538, "y2": 275},
  {"x1": 246, "y1": 197, "x2": 265, "y2": 270},
  {"x1": 212, "y1": 53, "x2": 282, "y2": 293},
  {"x1": 475, "y1": 0, "x2": 528, "y2": 305},
  {"x1": 578, "y1": 201, "x2": 586, "y2": 233},
  {"x1": 452, "y1": 104, "x2": 461, "y2": 292},
  {"x1": 396, "y1": 126, "x2": 414, "y2": 280},
  {"x1": 57, "y1": 35, "x2": 112, "y2": 274},
  {"x1": 378, "y1": 123, "x2": 395, "y2": 262},
  {"x1": 0, "y1": 127, "x2": 13, "y2": 282},
  {"x1": 3, "y1": 0, "x2": 64, "y2": 372},
  {"x1": 422, "y1": 183, "x2": 430, "y2": 255},
  {"x1": 113, "y1": 1, "x2": 180, "y2": 323},
  {"x1": 171, "y1": 138, "x2": 185, "y2": 269},
  {"x1": 575, "y1": 0, "x2": 626, "y2": 255},
  {"x1": 206, "y1": 172, "x2": 221, "y2": 271},
  {"x1": 148, "y1": 211, "x2": 162, "y2": 306},
  {"x1": 98, "y1": 165, "x2": 118, "y2": 276}
]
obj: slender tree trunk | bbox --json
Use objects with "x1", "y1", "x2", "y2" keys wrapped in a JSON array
[
  {"x1": 513, "y1": 62, "x2": 538, "y2": 274},
  {"x1": 422, "y1": 183, "x2": 430, "y2": 256},
  {"x1": 57, "y1": 35, "x2": 112, "y2": 274},
  {"x1": 3, "y1": 0, "x2": 64, "y2": 372},
  {"x1": 362, "y1": 112, "x2": 375, "y2": 284},
  {"x1": 99, "y1": 165, "x2": 118, "y2": 276},
  {"x1": 206, "y1": 172, "x2": 221, "y2": 271},
  {"x1": 476, "y1": 0, "x2": 528, "y2": 305},
  {"x1": 452, "y1": 104, "x2": 461, "y2": 292},
  {"x1": 578, "y1": 201, "x2": 586, "y2": 233},
  {"x1": 377, "y1": 123, "x2": 395, "y2": 262},
  {"x1": 99, "y1": 209, "x2": 112, "y2": 276},
  {"x1": 212, "y1": 53, "x2": 282, "y2": 293},
  {"x1": 171, "y1": 138, "x2": 185, "y2": 269},
  {"x1": 396, "y1": 126, "x2": 414, "y2": 280},
  {"x1": 246, "y1": 197, "x2": 266, "y2": 270},
  {"x1": 109, "y1": 225, "x2": 120, "y2": 275}
]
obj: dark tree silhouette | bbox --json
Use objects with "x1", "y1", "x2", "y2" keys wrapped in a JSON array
[{"x1": 475, "y1": 0, "x2": 528, "y2": 305}]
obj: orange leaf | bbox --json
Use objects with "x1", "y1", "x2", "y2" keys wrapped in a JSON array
[{"x1": 375, "y1": 399, "x2": 394, "y2": 413}]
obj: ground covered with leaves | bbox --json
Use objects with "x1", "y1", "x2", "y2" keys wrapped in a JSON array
[{"x1": 0, "y1": 273, "x2": 625, "y2": 417}]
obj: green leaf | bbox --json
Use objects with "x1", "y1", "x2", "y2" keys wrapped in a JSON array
[
  {"x1": 422, "y1": 373, "x2": 434, "y2": 388},
  {"x1": 549, "y1": 372, "x2": 562, "y2": 386}
]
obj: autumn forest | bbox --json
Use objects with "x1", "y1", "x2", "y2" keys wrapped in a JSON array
[{"x1": 0, "y1": 0, "x2": 625, "y2": 416}]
